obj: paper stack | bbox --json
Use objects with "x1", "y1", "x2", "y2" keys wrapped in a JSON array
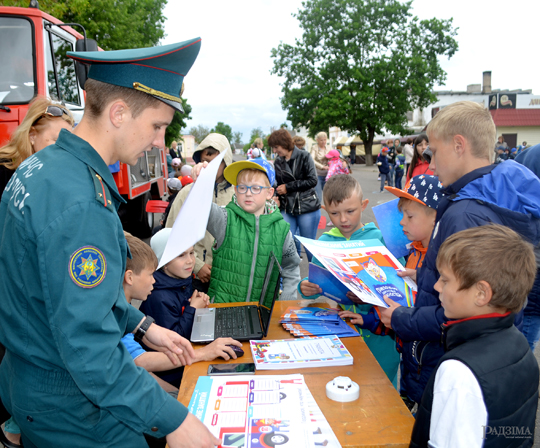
[
  {"x1": 280, "y1": 306, "x2": 359, "y2": 338},
  {"x1": 250, "y1": 335, "x2": 354, "y2": 370}
]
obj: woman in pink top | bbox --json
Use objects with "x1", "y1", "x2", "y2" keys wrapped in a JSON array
[{"x1": 406, "y1": 133, "x2": 433, "y2": 184}]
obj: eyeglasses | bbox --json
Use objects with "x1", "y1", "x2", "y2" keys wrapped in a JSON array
[
  {"x1": 32, "y1": 105, "x2": 70, "y2": 126},
  {"x1": 236, "y1": 184, "x2": 270, "y2": 195}
]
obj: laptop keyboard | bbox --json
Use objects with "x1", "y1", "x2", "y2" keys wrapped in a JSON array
[{"x1": 215, "y1": 306, "x2": 255, "y2": 338}]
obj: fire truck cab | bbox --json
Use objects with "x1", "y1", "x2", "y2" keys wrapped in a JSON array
[{"x1": 0, "y1": 5, "x2": 167, "y2": 237}]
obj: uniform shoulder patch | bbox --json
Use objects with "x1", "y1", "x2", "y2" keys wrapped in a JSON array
[{"x1": 69, "y1": 246, "x2": 107, "y2": 288}]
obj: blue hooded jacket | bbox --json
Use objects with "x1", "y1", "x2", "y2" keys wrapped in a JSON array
[
  {"x1": 139, "y1": 269, "x2": 195, "y2": 339},
  {"x1": 516, "y1": 144, "x2": 540, "y2": 320},
  {"x1": 392, "y1": 161, "x2": 540, "y2": 403}
]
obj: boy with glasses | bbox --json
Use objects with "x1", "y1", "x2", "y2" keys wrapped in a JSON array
[{"x1": 198, "y1": 158, "x2": 300, "y2": 303}]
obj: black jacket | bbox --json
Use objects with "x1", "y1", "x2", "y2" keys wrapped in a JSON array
[
  {"x1": 274, "y1": 147, "x2": 320, "y2": 215},
  {"x1": 411, "y1": 313, "x2": 538, "y2": 448}
]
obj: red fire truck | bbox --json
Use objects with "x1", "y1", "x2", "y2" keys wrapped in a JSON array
[{"x1": 0, "y1": 4, "x2": 168, "y2": 237}]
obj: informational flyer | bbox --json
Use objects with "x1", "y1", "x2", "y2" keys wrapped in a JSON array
[
  {"x1": 188, "y1": 374, "x2": 341, "y2": 448},
  {"x1": 250, "y1": 336, "x2": 353, "y2": 370},
  {"x1": 296, "y1": 236, "x2": 416, "y2": 308}
]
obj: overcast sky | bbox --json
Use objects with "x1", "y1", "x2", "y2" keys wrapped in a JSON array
[{"x1": 162, "y1": 0, "x2": 540, "y2": 141}]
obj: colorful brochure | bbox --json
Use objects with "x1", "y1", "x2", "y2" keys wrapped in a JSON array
[
  {"x1": 296, "y1": 236, "x2": 416, "y2": 308},
  {"x1": 280, "y1": 307, "x2": 359, "y2": 338},
  {"x1": 280, "y1": 307, "x2": 341, "y2": 323},
  {"x1": 250, "y1": 335, "x2": 353, "y2": 370},
  {"x1": 188, "y1": 374, "x2": 341, "y2": 448}
]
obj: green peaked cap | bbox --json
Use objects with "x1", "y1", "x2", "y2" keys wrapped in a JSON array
[{"x1": 67, "y1": 37, "x2": 201, "y2": 112}]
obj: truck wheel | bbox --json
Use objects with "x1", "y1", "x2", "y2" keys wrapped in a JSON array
[{"x1": 119, "y1": 192, "x2": 154, "y2": 239}]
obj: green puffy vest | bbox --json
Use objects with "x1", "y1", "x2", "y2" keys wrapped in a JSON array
[{"x1": 208, "y1": 201, "x2": 290, "y2": 303}]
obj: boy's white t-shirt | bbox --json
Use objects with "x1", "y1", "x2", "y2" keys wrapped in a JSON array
[{"x1": 428, "y1": 359, "x2": 487, "y2": 448}]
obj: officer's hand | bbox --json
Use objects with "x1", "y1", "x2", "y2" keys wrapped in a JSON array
[
  {"x1": 167, "y1": 413, "x2": 221, "y2": 448},
  {"x1": 143, "y1": 324, "x2": 196, "y2": 366},
  {"x1": 197, "y1": 263, "x2": 212, "y2": 283}
]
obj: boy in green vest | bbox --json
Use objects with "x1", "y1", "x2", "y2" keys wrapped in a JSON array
[
  {"x1": 298, "y1": 174, "x2": 401, "y2": 387},
  {"x1": 202, "y1": 158, "x2": 301, "y2": 303}
]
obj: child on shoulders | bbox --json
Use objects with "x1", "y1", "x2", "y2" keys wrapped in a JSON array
[
  {"x1": 298, "y1": 174, "x2": 400, "y2": 386},
  {"x1": 196, "y1": 158, "x2": 301, "y2": 303},
  {"x1": 410, "y1": 225, "x2": 538, "y2": 447},
  {"x1": 325, "y1": 149, "x2": 350, "y2": 181}
]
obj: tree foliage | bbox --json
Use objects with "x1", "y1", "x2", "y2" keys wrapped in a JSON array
[
  {"x1": 5, "y1": 0, "x2": 167, "y2": 50},
  {"x1": 188, "y1": 124, "x2": 211, "y2": 144},
  {"x1": 165, "y1": 99, "x2": 192, "y2": 147},
  {"x1": 271, "y1": 0, "x2": 458, "y2": 164},
  {"x1": 232, "y1": 131, "x2": 243, "y2": 147},
  {"x1": 210, "y1": 122, "x2": 234, "y2": 145}
]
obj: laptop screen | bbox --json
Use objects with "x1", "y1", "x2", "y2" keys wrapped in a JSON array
[{"x1": 258, "y1": 252, "x2": 282, "y2": 337}]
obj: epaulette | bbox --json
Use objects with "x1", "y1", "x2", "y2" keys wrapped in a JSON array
[{"x1": 88, "y1": 166, "x2": 116, "y2": 212}]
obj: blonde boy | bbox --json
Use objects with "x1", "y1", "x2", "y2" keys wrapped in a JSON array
[
  {"x1": 202, "y1": 158, "x2": 300, "y2": 303},
  {"x1": 382, "y1": 101, "x2": 540, "y2": 406},
  {"x1": 299, "y1": 174, "x2": 401, "y2": 386},
  {"x1": 410, "y1": 225, "x2": 538, "y2": 447},
  {"x1": 121, "y1": 233, "x2": 242, "y2": 388}
]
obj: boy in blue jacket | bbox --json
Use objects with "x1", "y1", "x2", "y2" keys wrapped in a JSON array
[
  {"x1": 376, "y1": 146, "x2": 390, "y2": 192},
  {"x1": 378, "y1": 101, "x2": 540, "y2": 406},
  {"x1": 298, "y1": 174, "x2": 401, "y2": 386},
  {"x1": 140, "y1": 228, "x2": 210, "y2": 340}
]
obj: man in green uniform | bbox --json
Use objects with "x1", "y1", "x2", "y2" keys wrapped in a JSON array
[{"x1": 0, "y1": 38, "x2": 220, "y2": 447}]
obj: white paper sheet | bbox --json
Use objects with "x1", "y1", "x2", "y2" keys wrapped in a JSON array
[{"x1": 158, "y1": 151, "x2": 225, "y2": 268}]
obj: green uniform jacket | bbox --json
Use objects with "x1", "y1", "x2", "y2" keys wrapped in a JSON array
[
  {"x1": 0, "y1": 130, "x2": 187, "y2": 447},
  {"x1": 209, "y1": 201, "x2": 290, "y2": 303}
]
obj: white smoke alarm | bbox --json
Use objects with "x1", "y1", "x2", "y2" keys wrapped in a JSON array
[{"x1": 326, "y1": 376, "x2": 360, "y2": 402}]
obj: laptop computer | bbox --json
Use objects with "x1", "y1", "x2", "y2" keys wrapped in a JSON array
[{"x1": 190, "y1": 252, "x2": 282, "y2": 343}]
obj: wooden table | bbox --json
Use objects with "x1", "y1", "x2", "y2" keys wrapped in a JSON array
[{"x1": 178, "y1": 300, "x2": 414, "y2": 448}]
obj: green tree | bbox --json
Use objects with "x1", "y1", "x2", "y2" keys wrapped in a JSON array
[
  {"x1": 188, "y1": 124, "x2": 211, "y2": 144},
  {"x1": 271, "y1": 0, "x2": 458, "y2": 165},
  {"x1": 165, "y1": 98, "x2": 192, "y2": 147},
  {"x1": 232, "y1": 131, "x2": 243, "y2": 147},
  {"x1": 5, "y1": 0, "x2": 167, "y2": 50},
  {"x1": 210, "y1": 122, "x2": 234, "y2": 144}
]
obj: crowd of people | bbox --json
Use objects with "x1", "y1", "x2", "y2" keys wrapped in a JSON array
[{"x1": 1, "y1": 36, "x2": 540, "y2": 448}]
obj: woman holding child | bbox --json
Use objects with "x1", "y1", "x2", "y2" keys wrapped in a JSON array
[{"x1": 271, "y1": 128, "x2": 320, "y2": 261}]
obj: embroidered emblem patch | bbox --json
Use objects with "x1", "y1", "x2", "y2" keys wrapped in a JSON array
[{"x1": 69, "y1": 246, "x2": 107, "y2": 288}]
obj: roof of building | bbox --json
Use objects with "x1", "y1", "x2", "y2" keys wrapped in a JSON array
[
  {"x1": 435, "y1": 89, "x2": 533, "y2": 96},
  {"x1": 490, "y1": 109, "x2": 540, "y2": 127}
]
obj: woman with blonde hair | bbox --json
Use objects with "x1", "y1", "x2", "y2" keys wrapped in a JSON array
[
  {"x1": 310, "y1": 131, "x2": 331, "y2": 200},
  {"x1": 0, "y1": 96, "x2": 74, "y2": 193}
]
